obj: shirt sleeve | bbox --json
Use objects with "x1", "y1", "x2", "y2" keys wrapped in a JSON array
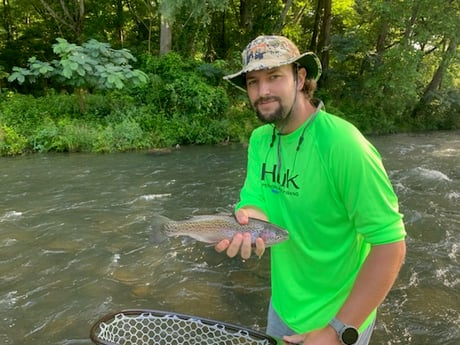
[
  {"x1": 329, "y1": 127, "x2": 406, "y2": 245},
  {"x1": 235, "y1": 133, "x2": 269, "y2": 215}
]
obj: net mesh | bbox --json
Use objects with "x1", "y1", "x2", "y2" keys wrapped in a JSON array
[{"x1": 90, "y1": 310, "x2": 277, "y2": 345}]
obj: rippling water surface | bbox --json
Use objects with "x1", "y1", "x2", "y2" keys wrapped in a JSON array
[{"x1": 0, "y1": 131, "x2": 459, "y2": 345}]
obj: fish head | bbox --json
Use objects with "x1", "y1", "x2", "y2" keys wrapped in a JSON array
[{"x1": 257, "y1": 227, "x2": 289, "y2": 246}]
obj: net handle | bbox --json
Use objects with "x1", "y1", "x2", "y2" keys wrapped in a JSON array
[{"x1": 89, "y1": 308, "x2": 278, "y2": 345}]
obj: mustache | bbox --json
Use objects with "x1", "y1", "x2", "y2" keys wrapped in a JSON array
[{"x1": 254, "y1": 96, "x2": 281, "y2": 107}]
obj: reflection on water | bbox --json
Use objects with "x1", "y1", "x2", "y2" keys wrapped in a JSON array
[{"x1": 0, "y1": 131, "x2": 459, "y2": 345}]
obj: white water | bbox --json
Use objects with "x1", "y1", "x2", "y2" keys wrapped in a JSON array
[{"x1": 0, "y1": 131, "x2": 459, "y2": 345}]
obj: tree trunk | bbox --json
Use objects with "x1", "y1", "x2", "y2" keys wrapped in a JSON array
[
  {"x1": 206, "y1": 10, "x2": 227, "y2": 61},
  {"x1": 402, "y1": 1, "x2": 421, "y2": 45},
  {"x1": 412, "y1": 37, "x2": 459, "y2": 117},
  {"x1": 317, "y1": 0, "x2": 331, "y2": 86},
  {"x1": 160, "y1": 16, "x2": 172, "y2": 55},
  {"x1": 2, "y1": 0, "x2": 14, "y2": 41},
  {"x1": 38, "y1": 0, "x2": 85, "y2": 42},
  {"x1": 273, "y1": 0, "x2": 293, "y2": 34},
  {"x1": 125, "y1": 0, "x2": 157, "y2": 54},
  {"x1": 115, "y1": 0, "x2": 125, "y2": 47},
  {"x1": 375, "y1": 22, "x2": 388, "y2": 56},
  {"x1": 309, "y1": 0, "x2": 323, "y2": 51},
  {"x1": 239, "y1": 0, "x2": 253, "y2": 34}
]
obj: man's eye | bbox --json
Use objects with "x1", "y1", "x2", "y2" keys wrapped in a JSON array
[{"x1": 247, "y1": 80, "x2": 257, "y2": 87}]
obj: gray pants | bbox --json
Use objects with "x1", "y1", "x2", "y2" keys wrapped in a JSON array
[{"x1": 266, "y1": 301, "x2": 375, "y2": 345}]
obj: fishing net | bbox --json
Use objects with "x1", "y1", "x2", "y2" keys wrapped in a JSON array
[{"x1": 90, "y1": 309, "x2": 278, "y2": 345}]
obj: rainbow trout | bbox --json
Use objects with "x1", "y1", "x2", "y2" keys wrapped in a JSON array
[{"x1": 151, "y1": 214, "x2": 289, "y2": 247}]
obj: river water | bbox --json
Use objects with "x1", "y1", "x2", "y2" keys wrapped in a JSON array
[{"x1": 0, "y1": 131, "x2": 459, "y2": 345}]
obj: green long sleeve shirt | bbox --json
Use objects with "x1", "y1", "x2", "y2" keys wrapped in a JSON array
[{"x1": 236, "y1": 110, "x2": 406, "y2": 333}]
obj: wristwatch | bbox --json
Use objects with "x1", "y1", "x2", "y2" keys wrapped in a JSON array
[{"x1": 328, "y1": 317, "x2": 359, "y2": 345}]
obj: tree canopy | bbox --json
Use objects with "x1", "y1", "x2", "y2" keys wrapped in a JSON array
[{"x1": 0, "y1": 0, "x2": 459, "y2": 155}]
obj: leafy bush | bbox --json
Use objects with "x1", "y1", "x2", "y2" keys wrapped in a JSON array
[
  {"x1": 131, "y1": 52, "x2": 232, "y2": 144},
  {"x1": 31, "y1": 117, "x2": 150, "y2": 153},
  {"x1": 0, "y1": 50, "x2": 269, "y2": 155},
  {"x1": 32, "y1": 117, "x2": 97, "y2": 152},
  {"x1": 0, "y1": 124, "x2": 27, "y2": 155},
  {"x1": 0, "y1": 92, "x2": 125, "y2": 136},
  {"x1": 8, "y1": 38, "x2": 148, "y2": 92},
  {"x1": 94, "y1": 118, "x2": 150, "y2": 153},
  {"x1": 410, "y1": 89, "x2": 460, "y2": 130}
]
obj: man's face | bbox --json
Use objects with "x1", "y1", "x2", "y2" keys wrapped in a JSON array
[{"x1": 245, "y1": 65, "x2": 296, "y2": 124}]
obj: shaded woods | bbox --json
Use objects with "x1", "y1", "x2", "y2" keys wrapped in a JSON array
[{"x1": 0, "y1": 0, "x2": 459, "y2": 155}]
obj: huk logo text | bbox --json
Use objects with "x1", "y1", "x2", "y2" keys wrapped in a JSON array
[{"x1": 261, "y1": 163, "x2": 300, "y2": 189}]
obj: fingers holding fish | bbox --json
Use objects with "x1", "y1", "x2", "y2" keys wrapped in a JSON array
[
  {"x1": 214, "y1": 233, "x2": 245, "y2": 258},
  {"x1": 233, "y1": 208, "x2": 267, "y2": 258},
  {"x1": 231, "y1": 233, "x2": 265, "y2": 260},
  {"x1": 234, "y1": 208, "x2": 250, "y2": 225},
  {"x1": 235, "y1": 207, "x2": 268, "y2": 224},
  {"x1": 214, "y1": 238, "x2": 231, "y2": 254},
  {"x1": 215, "y1": 232, "x2": 265, "y2": 260},
  {"x1": 226, "y1": 232, "x2": 246, "y2": 258},
  {"x1": 241, "y1": 233, "x2": 265, "y2": 259},
  {"x1": 254, "y1": 237, "x2": 265, "y2": 258},
  {"x1": 241, "y1": 233, "x2": 253, "y2": 259}
]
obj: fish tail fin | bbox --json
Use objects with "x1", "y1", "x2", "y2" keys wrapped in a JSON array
[{"x1": 149, "y1": 214, "x2": 171, "y2": 244}]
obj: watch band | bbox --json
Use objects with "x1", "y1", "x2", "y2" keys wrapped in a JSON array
[
  {"x1": 328, "y1": 317, "x2": 359, "y2": 345},
  {"x1": 329, "y1": 317, "x2": 345, "y2": 332}
]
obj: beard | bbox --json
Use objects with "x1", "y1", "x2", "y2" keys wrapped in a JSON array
[{"x1": 253, "y1": 96, "x2": 286, "y2": 124}]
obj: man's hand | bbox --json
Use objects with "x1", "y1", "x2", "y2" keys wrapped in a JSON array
[
  {"x1": 214, "y1": 208, "x2": 266, "y2": 259},
  {"x1": 282, "y1": 326, "x2": 340, "y2": 345}
]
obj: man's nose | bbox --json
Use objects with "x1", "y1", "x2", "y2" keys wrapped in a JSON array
[{"x1": 257, "y1": 81, "x2": 270, "y2": 96}]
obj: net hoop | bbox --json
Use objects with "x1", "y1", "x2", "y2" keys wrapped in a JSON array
[{"x1": 90, "y1": 309, "x2": 278, "y2": 345}]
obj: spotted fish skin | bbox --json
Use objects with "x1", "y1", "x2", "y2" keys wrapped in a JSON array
[{"x1": 156, "y1": 214, "x2": 288, "y2": 247}]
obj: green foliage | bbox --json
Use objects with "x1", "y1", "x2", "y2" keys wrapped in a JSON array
[
  {"x1": 0, "y1": 93, "x2": 55, "y2": 136},
  {"x1": 338, "y1": 46, "x2": 424, "y2": 133},
  {"x1": 159, "y1": 0, "x2": 229, "y2": 24},
  {"x1": 30, "y1": 117, "x2": 149, "y2": 153},
  {"x1": 0, "y1": 0, "x2": 459, "y2": 155},
  {"x1": 94, "y1": 118, "x2": 150, "y2": 153},
  {"x1": 32, "y1": 118, "x2": 94, "y2": 153},
  {"x1": 141, "y1": 52, "x2": 198, "y2": 83},
  {"x1": 8, "y1": 38, "x2": 148, "y2": 92},
  {"x1": 0, "y1": 124, "x2": 27, "y2": 155},
  {"x1": 0, "y1": 91, "x2": 147, "y2": 153},
  {"x1": 163, "y1": 74, "x2": 228, "y2": 117},
  {"x1": 410, "y1": 89, "x2": 460, "y2": 131},
  {"x1": 0, "y1": 92, "x2": 123, "y2": 135},
  {"x1": 132, "y1": 52, "x2": 231, "y2": 144},
  {"x1": 0, "y1": 52, "x2": 239, "y2": 155}
]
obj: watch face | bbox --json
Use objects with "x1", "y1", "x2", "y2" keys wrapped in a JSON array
[{"x1": 342, "y1": 327, "x2": 359, "y2": 344}]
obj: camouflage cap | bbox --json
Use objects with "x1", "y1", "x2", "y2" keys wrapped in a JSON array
[{"x1": 224, "y1": 35, "x2": 322, "y2": 91}]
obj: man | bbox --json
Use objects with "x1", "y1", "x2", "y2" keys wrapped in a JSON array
[{"x1": 215, "y1": 35, "x2": 406, "y2": 345}]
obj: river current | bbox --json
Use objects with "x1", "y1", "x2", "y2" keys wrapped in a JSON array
[{"x1": 0, "y1": 130, "x2": 459, "y2": 344}]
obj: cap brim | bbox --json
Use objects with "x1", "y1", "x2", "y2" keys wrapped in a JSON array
[
  {"x1": 223, "y1": 72, "x2": 247, "y2": 92},
  {"x1": 296, "y1": 52, "x2": 322, "y2": 82},
  {"x1": 223, "y1": 52, "x2": 322, "y2": 91}
]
